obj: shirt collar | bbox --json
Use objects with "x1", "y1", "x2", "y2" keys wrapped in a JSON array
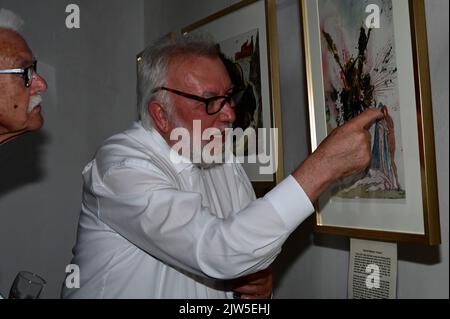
[{"x1": 130, "y1": 122, "x2": 194, "y2": 175}]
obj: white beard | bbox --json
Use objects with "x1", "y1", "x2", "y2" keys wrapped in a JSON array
[
  {"x1": 169, "y1": 116, "x2": 232, "y2": 169},
  {"x1": 28, "y1": 95, "x2": 43, "y2": 113}
]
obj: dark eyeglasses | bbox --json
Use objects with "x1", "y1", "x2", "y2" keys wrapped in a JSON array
[
  {"x1": 152, "y1": 86, "x2": 245, "y2": 115},
  {"x1": 0, "y1": 60, "x2": 37, "y2": 88}
]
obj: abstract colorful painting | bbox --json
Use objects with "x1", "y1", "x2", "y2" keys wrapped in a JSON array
[{"x1": 318, "y1": 0, "x2": 405, "y2": 199}]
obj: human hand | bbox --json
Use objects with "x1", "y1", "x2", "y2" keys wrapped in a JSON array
[
  {"x1": 294, "y1": 108, "x2": 385, "y2": 202},
  {"x1": 232, "y1": 268, "x2": 273, "y2": 299}
]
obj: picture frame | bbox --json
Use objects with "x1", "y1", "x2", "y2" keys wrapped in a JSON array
[
  {"x1": 182, "y1": 0, "x2": 284, "y2": 197},
  {"x1": 301, "y1": 0, "x2": 440, "y2": 245}
]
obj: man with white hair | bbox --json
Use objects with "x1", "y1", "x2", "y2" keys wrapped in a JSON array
[
  {"x1": 0, "y1": 8, "x2": 47, "y2": 145},
  {"x1": 63, "y1": 33, "x2": 383, "y2": 299}
]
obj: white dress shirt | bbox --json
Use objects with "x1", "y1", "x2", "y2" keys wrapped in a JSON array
[{"x1": 62, "y1": 122, "x2": 314, "y2": 299}]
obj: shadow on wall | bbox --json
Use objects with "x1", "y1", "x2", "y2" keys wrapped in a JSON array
[
  {"x1": 272, "y1": 215, "x2": 316, "y2": 289},
  {"x1": 0, "y1": 131, "x2": 49, "y2": 198},
  {"x1": 314, "y1": 232, "x2": 441, "y2": 266},
  {"x1": 311, "y1": 227, "x2": 442, "y2": 265}
]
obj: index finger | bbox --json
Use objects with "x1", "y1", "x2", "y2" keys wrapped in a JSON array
[{"x1": 349, "y1": 108, "x2": 385, "y2": 130}]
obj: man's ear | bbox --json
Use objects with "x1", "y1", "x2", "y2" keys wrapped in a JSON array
[{"x1": 149, "y1": 101, "x2": 170, "y2": 133}]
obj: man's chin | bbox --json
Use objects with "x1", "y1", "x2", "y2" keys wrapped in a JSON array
[{"x1": 27, "y1": 113, "x2": 44, "y2": 131}]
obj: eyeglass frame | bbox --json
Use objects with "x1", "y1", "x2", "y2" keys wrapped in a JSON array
[
  {"x1": 0, "y1": 60, "x2": 37, "y2": 88},
  {"x1": 151, "y1": 86, "x2": 245, "y2": 115}
]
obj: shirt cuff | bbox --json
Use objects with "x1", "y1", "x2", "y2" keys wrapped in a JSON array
[{"x1": 264, "y1": 175, "x2": 315, "y2": 232}]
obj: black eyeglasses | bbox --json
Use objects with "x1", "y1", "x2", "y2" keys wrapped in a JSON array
[
  {"x1": 0, "y1": 60, "x2": 37, "y2": 88},
  {"x1": 152, "y1": 86, "x2": 245, "y2": 115}
]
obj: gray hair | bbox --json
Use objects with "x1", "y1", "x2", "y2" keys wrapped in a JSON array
[
  {"x1": 137, "y1": 32, "x2": 219, "y2": 130},
  {"x1": 0, "y1": 8, "x2": 24, "y2": 32}
]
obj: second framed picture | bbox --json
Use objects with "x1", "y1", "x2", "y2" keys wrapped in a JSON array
[{"x1": 182, "y1": 0, "x2": 284, "y2": 197}]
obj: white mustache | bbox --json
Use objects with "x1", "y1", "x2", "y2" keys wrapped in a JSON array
[{"x1": 28, "y1": 95, "x2": 43, "y2": 113}]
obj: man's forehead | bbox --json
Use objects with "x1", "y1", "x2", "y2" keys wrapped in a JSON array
[
  {"x1": 0, "y1": 29, "x2": 32, "y2": 67},
  {"x1": 167, "y1": 55, "x2": 231, "y2": 89}
]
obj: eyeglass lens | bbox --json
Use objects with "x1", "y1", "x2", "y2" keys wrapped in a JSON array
[
  {"x1": 24, "y1": 61, "x2": 37, "y2": 87},
  {"x1": 207, "y1": 89, "x2": 244, "y2": 115}
]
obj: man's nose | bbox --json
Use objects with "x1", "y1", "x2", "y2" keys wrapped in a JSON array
[
  {"x1": 30, "y1": 73, "x2": 48, "y2": 93},
  {"x1": 219, "y1": 101, "x2": 236, "y2": 123}
]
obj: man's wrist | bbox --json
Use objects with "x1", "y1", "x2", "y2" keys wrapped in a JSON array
[{"x1": 293, "y1": 153, "x2": 334, "y2": 202}]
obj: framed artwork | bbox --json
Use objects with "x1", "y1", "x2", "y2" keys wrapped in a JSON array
[
  {"x1": 182, "y1": 0, "x2": 284, "y2": 197},
  {"x1": 301, "y1": 0, "x2": 440, "y2": 244}
]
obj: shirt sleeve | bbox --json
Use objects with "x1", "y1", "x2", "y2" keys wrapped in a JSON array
[
  {"x1": 93, "y1": 161, "x2": 314, "y2": 280},
  {"x1": 264, "y1": 175, "x2": 315, "y2": 232}
]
